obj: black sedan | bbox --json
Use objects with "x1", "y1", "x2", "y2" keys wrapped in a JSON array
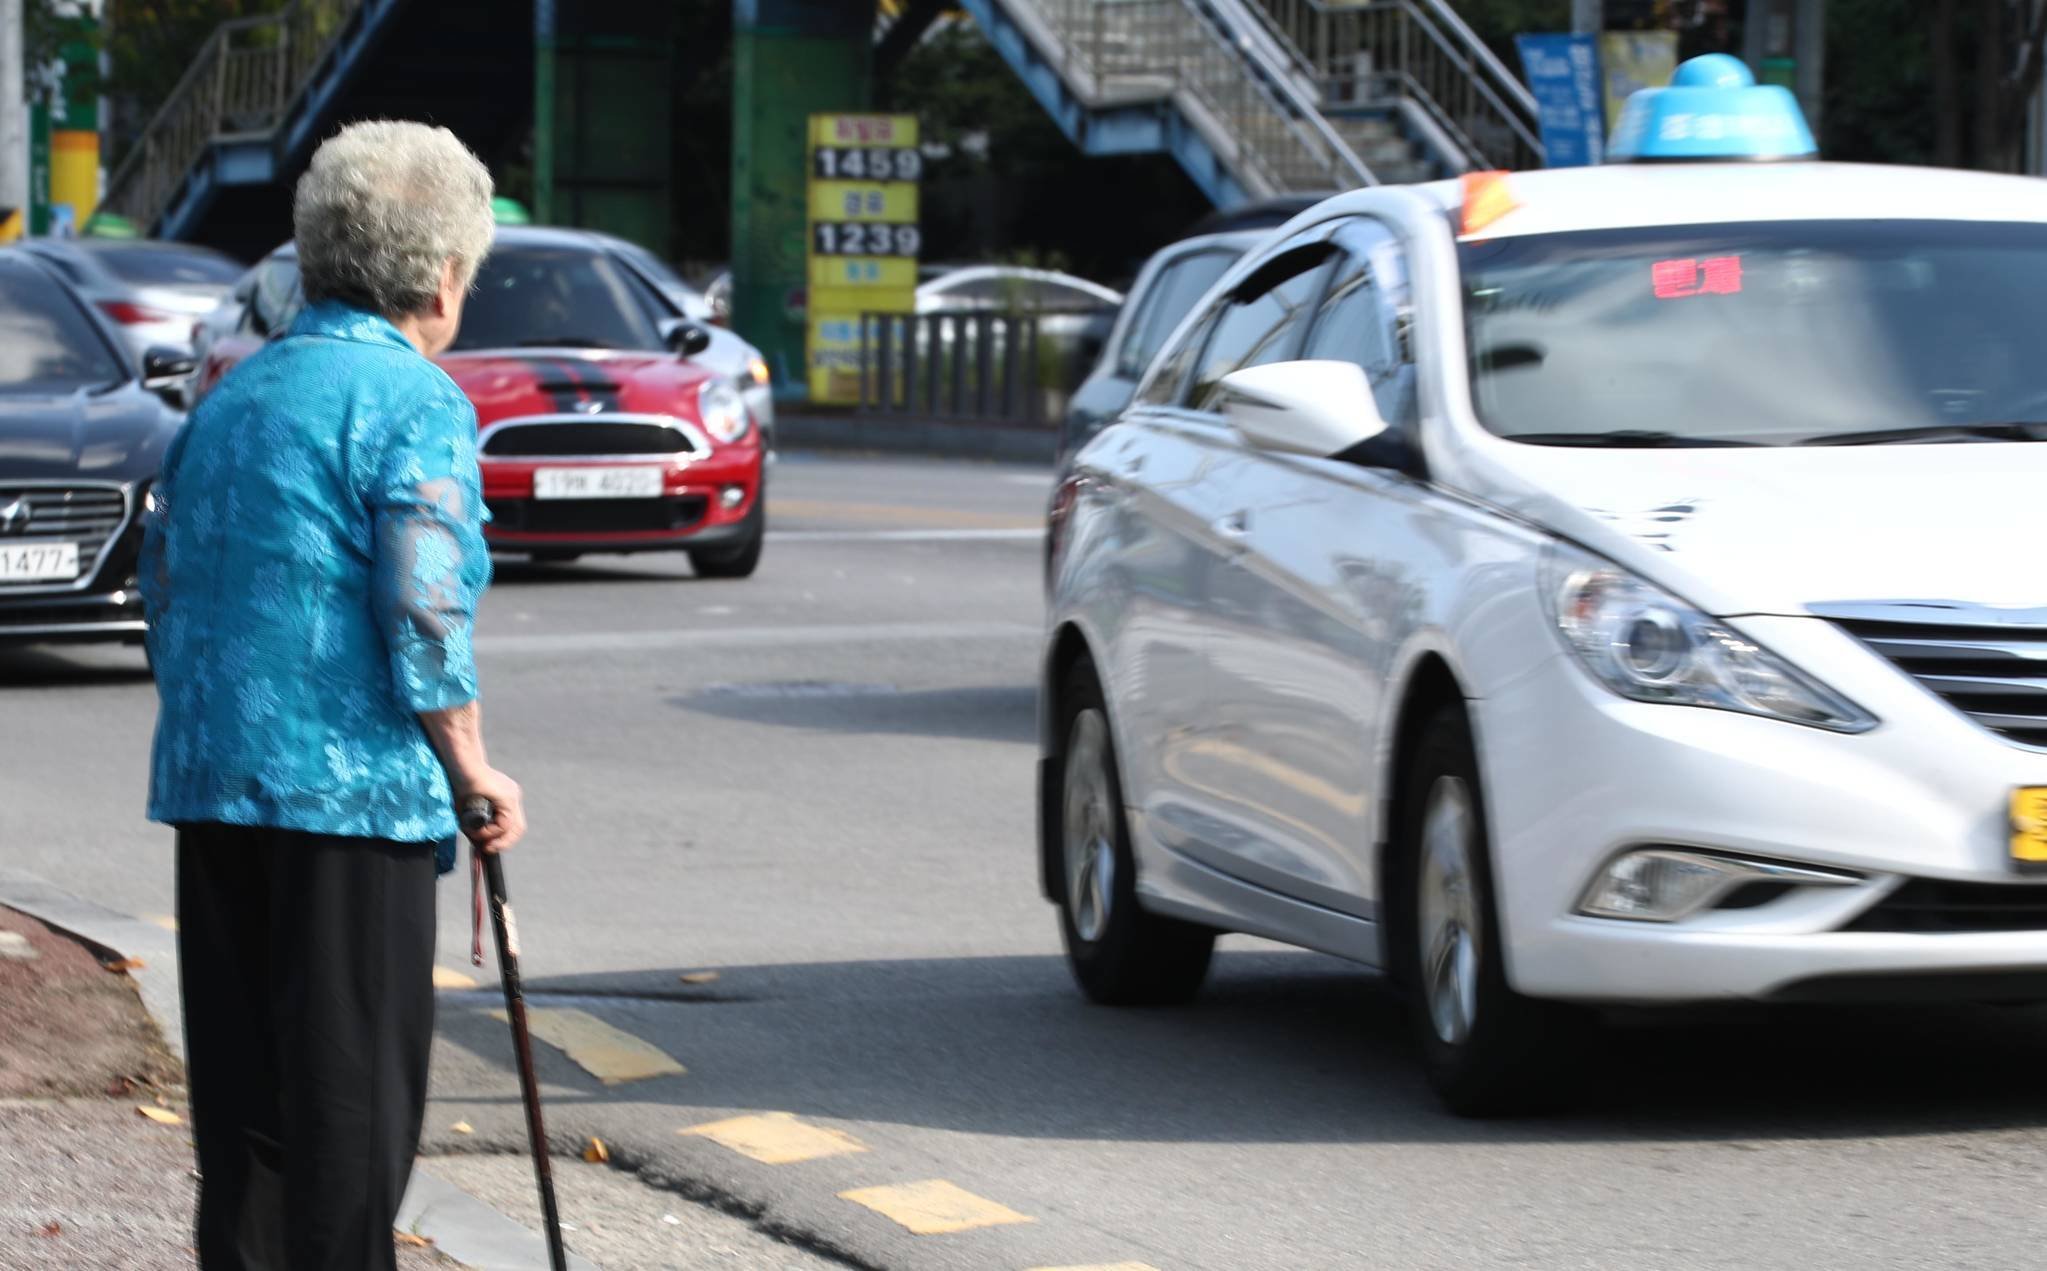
[{"x1": 0, "y1": 250, "x2": 190, "y2": 647}]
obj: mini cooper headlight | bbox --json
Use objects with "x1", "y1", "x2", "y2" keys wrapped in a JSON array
[
  {"x1": 1541, "y1": 544, "x2": 1875, "y2": 733},
  {"x1": 697, "y1": 380, "x2": 751, "y2": 444}
]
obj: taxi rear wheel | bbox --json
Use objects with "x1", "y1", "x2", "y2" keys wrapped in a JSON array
[
  {"x1": 1054, "y1": 661, "x2": 1214, "y2": 1005},
  {"x1": 1394, "y1": 704, "x2": 1586, "y2": 1116}
]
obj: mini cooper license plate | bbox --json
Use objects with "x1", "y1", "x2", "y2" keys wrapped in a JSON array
[
  {"x1": 533, "y1": 466, "x2": 663, "y2": 500},
  {"x1": 0, "y1": 541, "x2": 79, "y2": 583},
  {"x1": 2012, "y1": 788, "x2": 2047, "y2": 870}
]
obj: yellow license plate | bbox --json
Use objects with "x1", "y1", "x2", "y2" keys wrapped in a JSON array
[{"x1": 2012, "y1": 788, "x2": 2047, "y2": 867}]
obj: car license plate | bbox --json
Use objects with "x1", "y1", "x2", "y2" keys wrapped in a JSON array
[
  {"x1": 0, "y1": 541, "x2": 79, "y2": 583},
  {"x1": 532, "y1": 467, "x2": 663, "y2": 500},
  {"x1": 2014, "y1": 789, "x2": 2047, "y2": 870}
]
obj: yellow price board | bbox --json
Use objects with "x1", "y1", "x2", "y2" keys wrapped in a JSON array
[{"x1": 807, "y1": 113, "x2": 920, "y2": 404}]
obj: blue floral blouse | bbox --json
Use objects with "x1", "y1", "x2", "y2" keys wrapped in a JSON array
[{"x1": 142, "y1": 300, "x2": 490, "y2": 856}]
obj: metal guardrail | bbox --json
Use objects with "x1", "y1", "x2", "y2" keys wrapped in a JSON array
[
  {"x1": 100, "y1": 0, "x2": 364, "y2": 232},
  {"x1": 1247, "y1": 0, "x2": 1545, "y2": 171},
  {"x1": 1022, "y1": 0, "x2": 1377, "y2": 196},
  {"x1": 859, "y1": 307, "x2": 1114, "y2": 427}
]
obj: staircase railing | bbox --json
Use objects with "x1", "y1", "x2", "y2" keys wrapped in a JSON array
[
  {"x1": 100, "y1": 0, "x2": 365, "y2": 232},
  {"x1": 1024, "y1": 0, "x2": 1378, "y2": 196},
  {"x1": 1248, "y1": 0, "x2": 1544, "y2": 171}
]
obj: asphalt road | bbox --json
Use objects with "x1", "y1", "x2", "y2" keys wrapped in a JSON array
[{"x1": 9, "y1": 453, "x2": 2047, "y2": 1270}]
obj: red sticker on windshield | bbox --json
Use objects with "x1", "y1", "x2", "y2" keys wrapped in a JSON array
[{"x1": 1653, "y1": 255, "x2": 1743, "y2": 299}]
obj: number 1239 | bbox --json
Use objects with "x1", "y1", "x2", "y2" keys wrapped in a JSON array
[{"x1": 814, "y1": 222, "x2": 921, "y2": 258}]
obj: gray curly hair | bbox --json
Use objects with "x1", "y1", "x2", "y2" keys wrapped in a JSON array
[{"x1": 294, "y1": 120, "x2": 495, "y2": 318}]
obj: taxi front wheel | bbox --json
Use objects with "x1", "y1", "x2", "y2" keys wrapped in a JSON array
[
  {"x1": 1393, "y1": 704, "x2": 1589, "y2": 1116},
  {"x1": 1055, "y1": 662, "x2": 1214, "y2": 1005}
]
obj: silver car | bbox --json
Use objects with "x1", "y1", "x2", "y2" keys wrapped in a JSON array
[
  {"x1": 17, "y1": 238, "x2": 243, "y2": 358},
  {"x1": 1040, "y1": 164, "x2": 2047, "y2": 1116}
]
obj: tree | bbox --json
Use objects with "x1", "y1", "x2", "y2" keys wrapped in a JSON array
[{"x1": 24, "y1": 0, "x2": 101, "y2": 108}]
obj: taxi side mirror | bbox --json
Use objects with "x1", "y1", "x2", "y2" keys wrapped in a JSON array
[{"x1": 1217, "y1": 360, "x2": 1389, "y2": 459}]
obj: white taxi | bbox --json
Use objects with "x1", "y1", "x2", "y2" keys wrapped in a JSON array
[{"x1": 1038, "y1": 55, "x2": 2047, "y2": 1114}]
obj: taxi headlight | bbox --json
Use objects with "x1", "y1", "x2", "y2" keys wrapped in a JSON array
[
  {"x1": 697, "y1": 380, "x2": 751, "y2": 444},
  {"x1": 1541, "y1": 544, "x2": 1875, "y2": 733}
]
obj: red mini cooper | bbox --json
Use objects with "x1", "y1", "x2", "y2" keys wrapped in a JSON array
[{"x1": 196, "y1": 226, "x2": 765, "y2": 578}]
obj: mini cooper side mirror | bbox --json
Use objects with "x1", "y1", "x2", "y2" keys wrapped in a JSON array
[
  {"x1": 661, "y1": 319, "x2": 713, "y2": 358},
  {"x1": 1217, "y1": 360, "x2": 1390, "y2": 460}
]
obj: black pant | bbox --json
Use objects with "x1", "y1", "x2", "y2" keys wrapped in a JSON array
[{"x1": 176, "y1": 823, "x2": 437, "y2": 1271}]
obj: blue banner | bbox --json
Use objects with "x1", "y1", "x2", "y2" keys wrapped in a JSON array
[{"x1": 1515, "y1": 34, "x2": 1606, "y2": 167}]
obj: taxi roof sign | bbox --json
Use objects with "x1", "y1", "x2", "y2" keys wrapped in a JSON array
[{"x1": 1607, "y1": 53, "x2": 1817, "y2": 164}]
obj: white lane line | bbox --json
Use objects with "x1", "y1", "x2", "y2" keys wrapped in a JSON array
[
  {"x1": 476, "y1": 620, "x2": 1038, "y2": 657},
  {"x1": 768, "y1": 528, "x2": 1043, "y2": 543}
]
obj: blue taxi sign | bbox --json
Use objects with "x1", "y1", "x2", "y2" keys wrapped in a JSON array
[{"x1": 1607, "y1": 53, "x2": 1817, "y2": 163}]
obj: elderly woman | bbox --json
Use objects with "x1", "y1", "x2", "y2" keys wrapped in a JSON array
[{"x1": 141, "y1": 120, "x2": 527, "y2": 1271}]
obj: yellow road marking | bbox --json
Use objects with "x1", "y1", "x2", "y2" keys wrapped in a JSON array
[
  {"x1": 837, "y1": 1179, "x2": 1033, "y2": 1235},
  {"x1": 771, "y1": 497, "x2": 1041, "y2": 530},
  {"x1": 681, "y1": 1112, "x2": 867, "y2": 1164},
  {"x1": 486, "y1": 1007, "x2": 686, "y2": 1085},
  {"x1": 433, "y1": 966, "x2": 478, "y2": 989}
]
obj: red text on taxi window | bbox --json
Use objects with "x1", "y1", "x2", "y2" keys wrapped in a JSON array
[{"x1": 1652, "y1": 255, "x2": 1743, "y2": 300}]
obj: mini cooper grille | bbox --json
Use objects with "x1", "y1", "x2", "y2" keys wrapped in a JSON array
[
  {"x1": 1833, "y1": 618, "x2": 2047, "y2": 748},
  {"x1": 487, "y1": 495, "x2": 709, "y2": 535},
  {"x1": 0, "y1": 486, "x2": 126, "y2": 588},
  {"x1": 481, "y1": 421, "x2": 702, "y2": 457}
]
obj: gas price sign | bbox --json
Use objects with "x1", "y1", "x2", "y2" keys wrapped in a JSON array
[{"x1": 807, "y1": 114, "x2": 921, "y2": 404}]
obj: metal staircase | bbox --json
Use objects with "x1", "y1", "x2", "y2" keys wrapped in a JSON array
[
  {"x1": 952, "y1": 0, "x2": 1542, "y2": 205},
  {"x1": 1246, "y1": 0, "x2": 1545, "y2": 174},
  {"x1": 99, "y1": 0, "x2": 395, "y2": 243},
  {"x1": 954, "y1": 0, "x2": 1378, "y2": 204}
]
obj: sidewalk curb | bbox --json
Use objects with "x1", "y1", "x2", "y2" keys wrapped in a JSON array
[
  {"x1": 0, "y1": 869, "x2": 183, "y2": 1062},
  {"x1": 398, "y1": 1169, "x2": 600, "y2": 1271},
  {"x1": 0, "y1": 869, "x2": 595, "y2": 1271}
]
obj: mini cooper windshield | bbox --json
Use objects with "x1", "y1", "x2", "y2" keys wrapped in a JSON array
[
  {"x1": 451, "y1": 245, "x2": 665, "y2": 353},
  {"x1": 1461, "y1": 219, "x2": 2047, "y2": 447}
]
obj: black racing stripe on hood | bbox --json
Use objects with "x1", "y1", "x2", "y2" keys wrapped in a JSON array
[{"x1": 531, "y1": 355, "x2": 623, "y2": 414}]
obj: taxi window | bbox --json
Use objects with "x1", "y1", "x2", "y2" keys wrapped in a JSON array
[
  {"x1": 1303, "y1": 220, "x2": 1416, "y2": 429},
  {"x1": 1116, "y1": 248, "x2": 1239, "y2": 379},
  {"x1": 1134, "y1": 304, "x2": 1219, "y2": 409},
  {"x1": 1461, "y1": 218, "x2": 2047, "y2": 446},
  {"x1": 1185, "y1": 246, "x2": 1334, "y2": 412}
]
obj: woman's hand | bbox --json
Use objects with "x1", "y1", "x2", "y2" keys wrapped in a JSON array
[{"x1": 456, "y1": 766, "x2": 526, "y2": 853}]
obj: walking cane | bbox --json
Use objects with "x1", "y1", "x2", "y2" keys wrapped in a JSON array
[{"x1": 461, "y1": 797, "x2": 570, "y2": 1271}]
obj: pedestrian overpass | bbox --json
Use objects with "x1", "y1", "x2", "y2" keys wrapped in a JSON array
[{"x1": 99, "y1": 0, "x2": 1541, "y2": 256}]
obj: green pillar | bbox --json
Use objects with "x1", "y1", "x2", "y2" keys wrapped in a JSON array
[
  {"x1": 731, "y1": 0, "x2": 872, "y2": 398},
  {"x1": 539, "y1": 1, "x2": 675, "y2": 255}
]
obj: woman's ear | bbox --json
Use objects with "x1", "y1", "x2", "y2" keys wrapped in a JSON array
[{"x1": 435, "y1": 258, "x2": 464, "y2": 317}]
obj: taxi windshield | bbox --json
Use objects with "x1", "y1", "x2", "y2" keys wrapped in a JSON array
[{"x1": 1460, "y1": 219, "x2": 2047, "y2": 446}]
